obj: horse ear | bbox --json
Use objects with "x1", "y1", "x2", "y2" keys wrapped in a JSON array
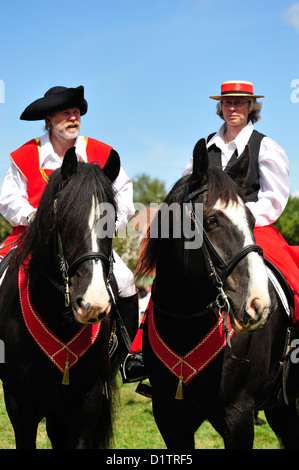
[
  {"x1": 102, "y1": 149, "x2": 120, "y2": 183},
  {"x1": 61, "y1": 147, "x2": 78, "y2": 181},
  {"x1": 191, "y1": 138, "x2": 209, "y2": 183},
  {"x1": 226, "y1": 144, "x2": 250, "y2": 187}
]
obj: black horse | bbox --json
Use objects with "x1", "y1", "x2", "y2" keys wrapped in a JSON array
[
  {"x1": 137, "y1": 139, "x2": 299, "y2": 449},
  {"x1": 0, "y1": 147, "x2": 120, "y2": 449}
]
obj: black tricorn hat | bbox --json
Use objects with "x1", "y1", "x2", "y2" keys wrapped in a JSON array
[{"x1": 20, "y1": 85, "x2": 88, "y2": 121}]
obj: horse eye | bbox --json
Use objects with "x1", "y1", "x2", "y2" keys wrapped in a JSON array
[{"x1": 205, "y1": 216, "x2": 218, "y2": 230}]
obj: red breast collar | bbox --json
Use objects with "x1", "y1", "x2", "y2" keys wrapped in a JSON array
[
  {"x1": 18, "y1": 263, "x2": 101, "y2": 383},
  {"x1": 148, "y1": 297, "x2": 234, "y2": 399}
]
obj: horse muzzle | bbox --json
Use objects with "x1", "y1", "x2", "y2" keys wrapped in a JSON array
[
  {"x1": 233, "y1": 300, "x2": 271, "y2": 333},
  {"x1": 73, "y1": 298, "x2": 111, "y2": 324}
]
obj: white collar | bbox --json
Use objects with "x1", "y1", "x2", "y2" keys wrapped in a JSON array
[
  {"x1": 207, "y1": 121, "x2": 254, "y2": 156},
  {"x1": 38, "y1": 132, "x2": 87, "y2": 164}
]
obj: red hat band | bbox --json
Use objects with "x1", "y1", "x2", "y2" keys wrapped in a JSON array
[
  {"x1": 209, "y1": 81, "x2": 264, "y2": 100},
  {"x1": 221, "y1": 81, "x2": 253, "y2": 96}
]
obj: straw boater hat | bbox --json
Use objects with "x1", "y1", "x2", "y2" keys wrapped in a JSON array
[
  {"x1": 209, "y1": 80, "x2": 264, "y2": 100},
  {"x1": 20, "y1": 85, "x2": 88, "y2": 121}
]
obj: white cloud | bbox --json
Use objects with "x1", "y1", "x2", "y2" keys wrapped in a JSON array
[{"x1": 284, "y1": 3, "x2": 299, "y2": 32}]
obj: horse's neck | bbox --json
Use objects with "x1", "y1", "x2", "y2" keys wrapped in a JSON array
[
  {"x1": 30, "y1": 271, "x2": 80, "y2": 342},
  {"x1": 152, "y1": 241, "x2": 221, "y2": 354},
  {"x1": 155, "y1": 261, "x2": 215, "y2": 313},
  {"x1": 153, "y1": 268, "x2": 219, "y2": 356}
]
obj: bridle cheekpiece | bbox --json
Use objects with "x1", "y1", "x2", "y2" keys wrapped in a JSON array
[{"x1": 183, "y1": 182, "x2": 263, "y2": 320}]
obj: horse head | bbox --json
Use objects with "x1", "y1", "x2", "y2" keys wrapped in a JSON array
[
  {"x1": 60, "y1": 147, "x2": 120, "y2": 324},
  {"x1": 18, "y1": 147, "x2": 120, "y2": 327},
  {"x1": 188, "y1": 138, "x2": 271, "y2": 332}
]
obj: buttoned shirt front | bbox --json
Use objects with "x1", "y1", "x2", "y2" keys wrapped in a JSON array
[{"x1": 182, "y1": 121, "x2": 290, "y2": 227}]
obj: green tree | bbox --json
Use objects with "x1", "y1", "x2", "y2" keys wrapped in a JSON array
[
  {"x1": 133, "y1": 173, "x2": 166, "y2": 205},
  {"x1": 113, "y1": 173, "x2": 166, "y2": 275},
  {"x1": 274, "y1": 196, "x2": 299, "y2": 245},
  {"x1": 0, "y1": 215, "x2": 11, "y2": 244}
]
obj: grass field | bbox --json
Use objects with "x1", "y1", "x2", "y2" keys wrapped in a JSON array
[{"x1": 0, "y1": 377, "x2": 279, "y2": 449}]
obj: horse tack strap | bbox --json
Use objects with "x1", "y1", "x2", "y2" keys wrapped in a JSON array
[
  {"x1": 18, "y1": 264, "x2": 101, "y2": 384},
  {"x1": 147, "y1": 298, "x2": 234, "y2": 399}
]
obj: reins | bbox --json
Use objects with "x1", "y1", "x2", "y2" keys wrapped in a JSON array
[{"x1": 151, "y1": 279, "x2": 228, "y2": 320}]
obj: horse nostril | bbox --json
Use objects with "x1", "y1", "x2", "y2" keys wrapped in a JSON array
[
  {"x1": 86, "y1": 312, "x2": 106, "y2": 324},
  {"x1": 76, "y1": 298, "x2": 92, "y2": 312},
  {"x1": 87, "y1": 318, "x2": 98, "y2": 324}
]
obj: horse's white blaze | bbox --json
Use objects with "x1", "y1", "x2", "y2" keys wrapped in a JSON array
[
  {"x1": 75, "y1": 198, "x2": 111, "y2": 323},
  {"x1": 214, "y1": 197, "x2": 271, "y2": 329}
]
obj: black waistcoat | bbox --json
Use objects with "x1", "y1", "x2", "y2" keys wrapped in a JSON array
[{"x1": 207, "y1": 130, "x2": 265, "y2": 202}]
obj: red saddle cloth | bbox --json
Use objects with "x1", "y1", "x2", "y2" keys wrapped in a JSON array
[{"x1": 254, "y1": 225, "x2": 299, "y2": 323}]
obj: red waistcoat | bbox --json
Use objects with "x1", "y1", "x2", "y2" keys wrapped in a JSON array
[
  {"x1": 0, "y1": 137, "x2": 113, "y2": 257},
  {"x1": 10, "y1": 136, "x2": 113, "y2": 209}
]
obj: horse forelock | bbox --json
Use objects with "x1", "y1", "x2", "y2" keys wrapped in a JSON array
[
  {"x1": 202, "y1": 168, "x2": 244, "y2": 214},
  {"x1": 166, "y1": 168, "x2": 243, "y2": 211}
]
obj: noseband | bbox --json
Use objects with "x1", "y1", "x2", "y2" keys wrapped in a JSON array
[
  {"x1": 55, "y1": 230, "x2": 114, "y2": 307},
  {"x1": 183, "y1": 183, "x2": 263, "y2": 317}
]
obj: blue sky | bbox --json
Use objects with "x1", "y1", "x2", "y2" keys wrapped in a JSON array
[{"x1": 0, "y1": 0, "x2": 299, "y2": 195}]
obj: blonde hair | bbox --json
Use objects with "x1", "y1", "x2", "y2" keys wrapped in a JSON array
[{"x1": 44, "y1": 114, "x2": 54, "y2": 133}]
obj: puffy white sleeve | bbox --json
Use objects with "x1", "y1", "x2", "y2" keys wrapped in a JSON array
[
  {"x1": 182, "y1": 154, "x2": 194, "y2": 177},
  {"x1": 0, "y1": 162, "x2": 36, "y2": 226},
  {"x1": 246, "y1": 137, "x2": 289, "y2": 227},
  {"x1": 113, "y1": 166, "x2": 136, "y2": 231}
]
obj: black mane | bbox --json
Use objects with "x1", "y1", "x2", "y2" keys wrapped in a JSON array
[{"x1": 14, "y1": 161, "x2": 117, "y2": 273}]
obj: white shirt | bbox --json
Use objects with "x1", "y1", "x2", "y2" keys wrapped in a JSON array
[
  {"x1": 182, "y1": 121, "x2": 289, "y2": 227},
  {"x1": 0, "y1": 132, "x2": 135, "y2": 229}
]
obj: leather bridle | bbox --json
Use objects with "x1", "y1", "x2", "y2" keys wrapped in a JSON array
[
  {"x1": 182, "y1": 182, "x2": 263, "y2": 318},
  {"x1": 56, "y1": 230, "x2": 114, "y2": 307},
  {"x1": 46, "y1": 204, "x2": 114, "y2": 308}
]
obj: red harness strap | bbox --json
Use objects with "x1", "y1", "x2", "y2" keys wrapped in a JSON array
[{"x1": 18, "y1": 262, "x2": 101, "y2": 384}]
